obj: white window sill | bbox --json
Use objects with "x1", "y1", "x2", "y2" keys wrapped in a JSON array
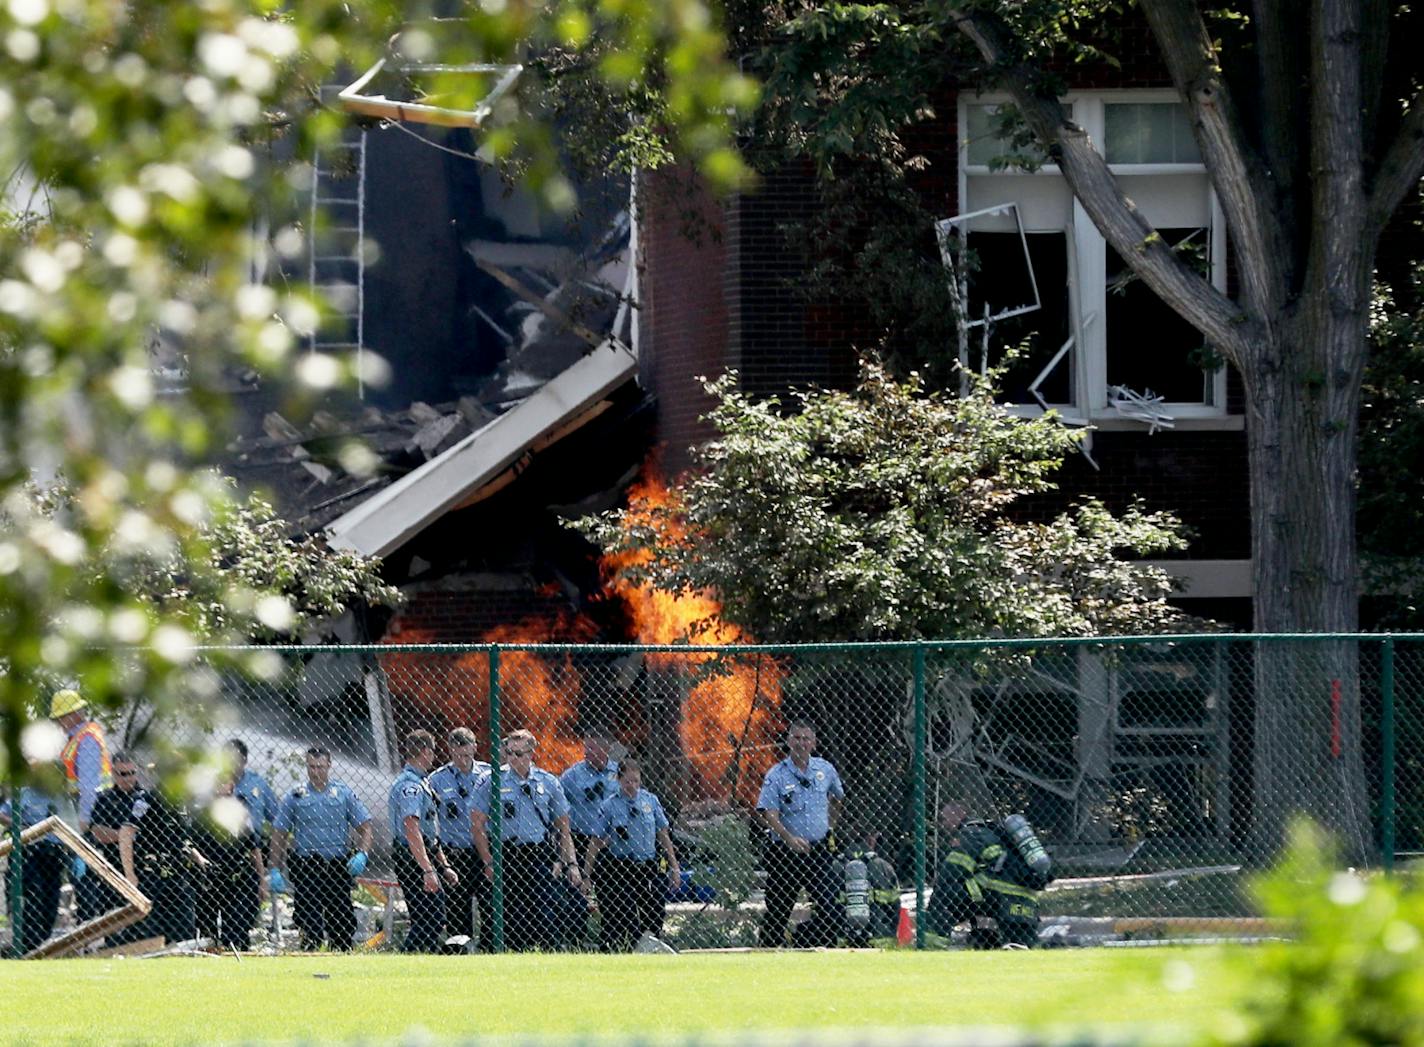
[{"x1": 1002, "y1": 404, "x2": 1245, "y2": 432}]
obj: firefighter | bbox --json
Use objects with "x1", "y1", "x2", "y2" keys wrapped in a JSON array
[
  {"x1": 927, "y1": 803, "x2": 1051, "y2": 949},
  {"x1": 838, "y1": 831, "x2": 902, "y2": 943}
]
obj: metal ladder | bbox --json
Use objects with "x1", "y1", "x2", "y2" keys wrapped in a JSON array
[{"x1": 307, "y1": 100, "x2": 368, "y2": 397}]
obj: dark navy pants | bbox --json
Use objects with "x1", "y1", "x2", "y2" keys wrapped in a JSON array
[{"x1": 393, "y1": 843, "x2": 447, "y2": 953}]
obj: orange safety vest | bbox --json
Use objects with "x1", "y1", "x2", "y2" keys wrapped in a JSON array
[{"x1": 60, "y1": 720, "x2": 113, "y2": 793}]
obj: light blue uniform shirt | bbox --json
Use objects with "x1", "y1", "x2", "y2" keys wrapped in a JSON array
[
  {"x1": 560, "y1": 759, "x2": 619, "y2": 836},
  {"x1": 234, "y1": 769, "x2": 279, "y2": 834},
  {"x1": 473, "y1": 765, "x2": 568, "y2": 844},
  {"x1": 596, "y1": 788, "x2": 668, "y2": 861},
  {"x1": 756, "y1": 756, "x2": 844, "y2": 843},
  {"x1": 427, "y1": 761, "x2": 489, "y2": 849},
  {"x1": 0, "y1": 786, "x2": 70, "y2": 832},
  {"x1": 274, "y1": 780, "x2": 371, "y2": 858},
  {"x1": 388, "y1": 765, "x2": 439, "y2": 846}
]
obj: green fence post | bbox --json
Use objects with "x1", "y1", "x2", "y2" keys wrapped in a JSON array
[
  {"x1": 7, "y1": 769, "x2": 21, "y2": 958},
  {"x1": 489, "y1": 644, "x2": 504, "y2": 952},
  {"x1": 912, "y1": 642, "x2": 927, "y2": 950},
  {"x1": 1381, "y1": 637, "x2": 1395, "y2": 872}
]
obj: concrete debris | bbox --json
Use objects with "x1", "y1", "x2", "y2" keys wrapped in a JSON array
[
  {"x1": 634, "y1": 932, "x2": 678, "y2": 954},
  {"x1": 408, "y1": 401, "x2": 443, "y2": 425},
  {"x1": 407, "y1": 412, "x2": 464, "y2": 460}
]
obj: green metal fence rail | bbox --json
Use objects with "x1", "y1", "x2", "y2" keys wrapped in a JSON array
[{"x1": 2, "y1": 633, "x2": 1420, "y2": 956}]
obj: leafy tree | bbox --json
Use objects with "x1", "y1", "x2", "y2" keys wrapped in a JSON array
[
  {"x1": 720, "y1": 0, "x2": 1424, "y2": 859},
  {"x1": 0, "y1": 0, "x2": 752, "y2": 784},
  {"x1": 1362, "y1": 260, "x2": 1424, "y2": 630},
  {"x1": 1214, "y1": 819, "x2": 1424, "y2": 1046},
  {"x1": 580, "y1": 362, "x2": 1193, "y2": 643}
]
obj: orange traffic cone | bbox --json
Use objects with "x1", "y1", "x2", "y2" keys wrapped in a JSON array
[{"x1": 896, "y1": 905, "x2": 914, "y2": 947}]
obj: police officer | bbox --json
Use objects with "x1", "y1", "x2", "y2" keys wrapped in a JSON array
[
  {"x1": 755, "y1": 720, "x2": 844, "y2": 947},
  {"x1": 52, "y1": 688, "x2": 111, "y2": 922},
  {"x1": 0, "y1": 767, "x2": 74, "y2": 954},
  {"x1": 118, "y1": 768, "x2": 202, "y2": 946},
  {"x1": 192, "y1": 774, "x2": 265, "y2": 950},
  {"x1": 581, "y1": 758, "x2": 680, "y2": 952},
  {"x1": 268, "y1": 746, "x2": 373, "y2": 951},
  {"x1": 926, "y1": 803, "x2": 1048, "y2": 949},
  {"x1": 560, "y1": 725, "x2": 619, "y2": 866},
  {"x1": 426, "y1": 726, "x2": 489, "y2": 948},
  {"x1": 471, "y1": 729, "x2": 580, "y2": 951},
  {"x1": 389, "y1": 730, "x2": 459, "y2": 953},
  {"x1": 87, "y1": 752, "x2": 148, "y2": 940},
  {"x1": 228, "y1": 739, "x2": 278, "y2": 840}
]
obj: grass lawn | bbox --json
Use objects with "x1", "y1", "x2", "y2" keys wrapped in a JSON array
[{"x1": 0, "y1": 949, "x2": 1248, "y2": 1046}]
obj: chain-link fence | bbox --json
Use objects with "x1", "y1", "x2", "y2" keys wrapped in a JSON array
[{"x1": 4, "y1": 634, "x2": 1421, "y2": 956}]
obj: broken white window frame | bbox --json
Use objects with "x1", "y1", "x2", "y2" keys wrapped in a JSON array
[
  {"x1": 936, "y1": 203, "x2": 1087, "y2": 418},
  {"x1": 339, "y1": 59, "x2": 522, "y2": 129},
  {"x1": 935, "y1": 203, "x2": 1043, "y2": 330},
  {"x1": 958, "y1": 88, "x2": 1230, "y2": 423}
]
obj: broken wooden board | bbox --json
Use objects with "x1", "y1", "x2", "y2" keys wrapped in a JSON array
[{"x1": 0, "y1": 815, "x2": 152, "y2": 959}]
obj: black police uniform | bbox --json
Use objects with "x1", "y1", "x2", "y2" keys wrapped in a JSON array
[
  {"x1": 192, "y1": 811, "x2": 262, "y2": 949},
  {"x1": 126, "y1": 790, "x2": 197, "y2": 945},
  {"x1": 3, "y1": 790, "x2": 67, "y2": 954},
  {"x1": 85, "y1": 784, "x2": 136, "y2": 917}
]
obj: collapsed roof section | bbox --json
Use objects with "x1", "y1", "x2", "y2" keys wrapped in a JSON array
[
  {"x1": 325, "y1": 338, "x2": 638, "y2": 558},
  {"x1": 225, "y1": 51, "x2": 644, "y2": 555}
]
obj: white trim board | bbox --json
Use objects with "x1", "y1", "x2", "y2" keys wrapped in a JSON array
[{"x1": 1144, "y1": 559, "x2": 1253, "y2": 600}]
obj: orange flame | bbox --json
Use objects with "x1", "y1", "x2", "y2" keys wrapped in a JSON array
[
  {"x1": 601, "y1": 471, "x2": 783, "y2": 803},
  {"x1": 379, "y1": 466, "x2": 783, "y2": 808},
  {"x1": 379, "y1": 595, "x2": 595, "y2": 771}
]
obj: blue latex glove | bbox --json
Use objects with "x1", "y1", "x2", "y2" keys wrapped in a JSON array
[
  {"x1": 268, "y1": 868, "x2": 289, "y2": 893},
  {"x1": 346, "y1": 851, "x2": 368, "y2": 877},
  {"x1": 70, "y1": 856, "x2": 87, "y2": 880}
]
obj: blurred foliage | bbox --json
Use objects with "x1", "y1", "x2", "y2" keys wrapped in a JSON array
[
  {"x1": 16, "y1": 481, "x2": 402, "y2": 641},
  {"x1": 0, "y1": 0, "x2": 753, "y2": 784},
  {"x1": 1212, "y1": 819, "x2": 1424, "y2": 1047},
  {"x1": 579, "y1": 360, "x2": 1193, "y2": 643}
]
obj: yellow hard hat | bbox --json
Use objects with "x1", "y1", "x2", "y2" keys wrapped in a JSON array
[{"x1": 49, "y1": 689, "x2": 87, "y2": 718}]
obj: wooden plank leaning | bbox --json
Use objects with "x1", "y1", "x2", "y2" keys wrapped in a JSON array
[{"x1": 0, "y1": 815, "x2": 152, "y2": 959}]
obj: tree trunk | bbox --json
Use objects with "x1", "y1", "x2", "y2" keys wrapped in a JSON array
[{"x1": 1245, "y1": 288, "x2": 1373, "y2": 862}]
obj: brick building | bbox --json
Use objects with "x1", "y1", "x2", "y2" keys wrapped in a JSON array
[{"x1": 641, "y1": 31, "x2": 1255, "y2": 629}]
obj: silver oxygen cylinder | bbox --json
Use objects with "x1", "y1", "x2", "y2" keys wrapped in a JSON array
[
  {"x1": 1001, "y1": 813, "x2": 1052, "y2": 878},
  {"x1": 844, "y1": 857, "x2": 870, "y2": 927}
]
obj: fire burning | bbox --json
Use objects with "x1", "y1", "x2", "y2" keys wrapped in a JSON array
[
  {"x1": 600, "y1": 472, "x2": 783, "y2": 804},
  {"x1": 380, "y1": 466, "x2": 783, "y2": 807}
]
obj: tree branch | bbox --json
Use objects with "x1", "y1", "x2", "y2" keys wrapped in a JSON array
[
  {"x1": 951, "y1": 7, "x2": 1258, "y2": 366},
  {"x1": 1139, "y1": 0, "x2": 1289, "y2": 319},
  {"x1": 1366, "y1": 97, "x2": 1424, "y2": 240}
]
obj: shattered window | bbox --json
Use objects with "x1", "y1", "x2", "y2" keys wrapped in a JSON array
[
  {"x1": 964, "y1": 231, "x2": 1073, "y2": 405},
  {"x1": 1105, "y1": 227, "x2": 1213, "y2": 403}
]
